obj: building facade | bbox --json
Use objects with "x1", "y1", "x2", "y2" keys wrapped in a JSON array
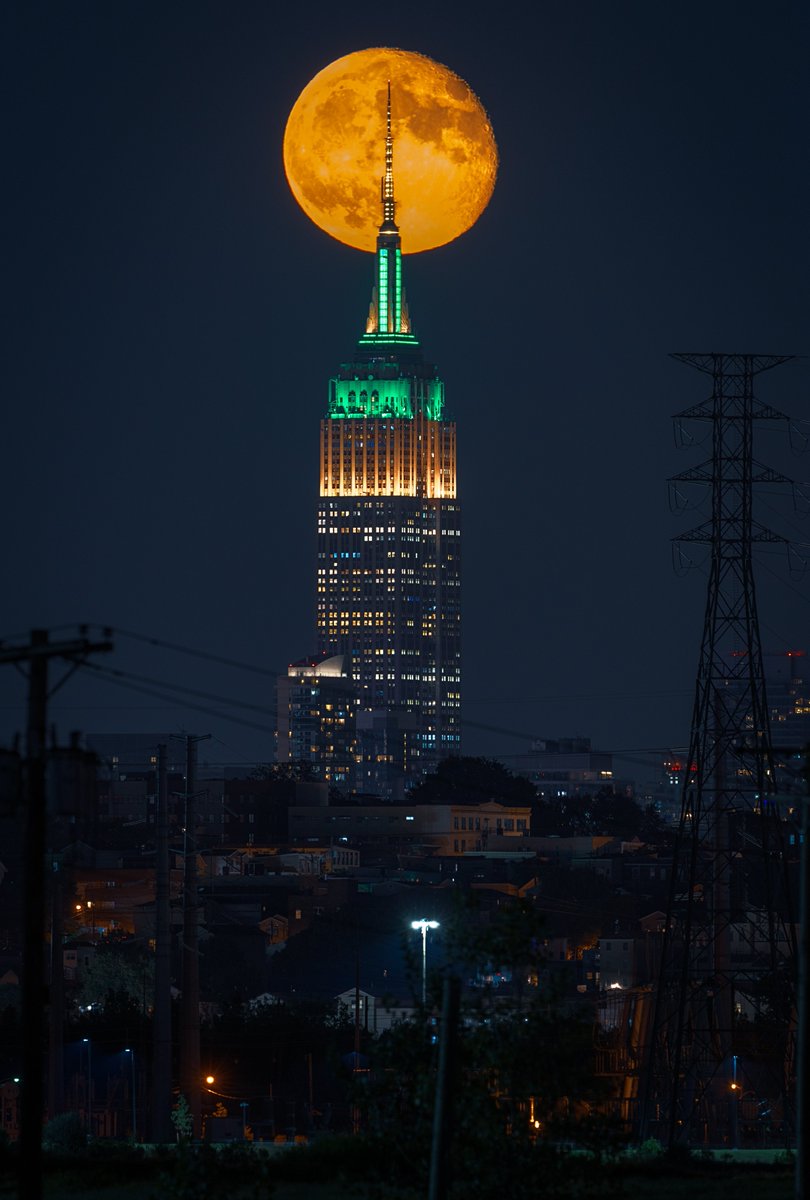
[
  {"x1": 513, "y1": 737, "x2": 615, "y2": 799},
  {"x1": 276, "y1": 654, "x2": 359, "y2": 787},
  {"x1": 314, "y1": 97, "x2": 461, "y2": 785}
]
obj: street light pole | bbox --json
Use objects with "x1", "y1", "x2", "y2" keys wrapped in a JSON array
[
  {"x1": 82, "y1": 1039, "x2": 92, "y2": 1136},
  {"x1": 411, "y1": 920, "x2": 439, "y2": 1006},
  {"x1": 125, "y1": 1049, "x2": 136, "y2": 1141}
]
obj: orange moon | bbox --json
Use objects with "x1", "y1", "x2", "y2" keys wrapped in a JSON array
[{"x1": 283, "y1": 48, "x2": 498, "y2": 254}]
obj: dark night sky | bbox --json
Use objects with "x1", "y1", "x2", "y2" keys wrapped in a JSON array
[{"x1": 3, "y1": 1, "x2": 808, "y2": 783}]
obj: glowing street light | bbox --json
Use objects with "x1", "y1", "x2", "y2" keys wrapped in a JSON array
[{"x1": 411, "y1": 919, "x2": 439, "y2": 1005}]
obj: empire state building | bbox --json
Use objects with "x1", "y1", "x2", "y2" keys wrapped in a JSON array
[{"x1": 315, "y1": 91, "x2": 461, "y2": 784}]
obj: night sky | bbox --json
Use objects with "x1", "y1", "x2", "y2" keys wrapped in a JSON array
[{"x1": 4, "y1": 1, "x2": 808, "y2": 783}]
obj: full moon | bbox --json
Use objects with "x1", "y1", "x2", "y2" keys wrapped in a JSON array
[{"x1": 283, "y1": 48, "x2": 498, "y2": 254}]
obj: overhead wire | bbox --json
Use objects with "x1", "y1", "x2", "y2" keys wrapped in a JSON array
[
  {"x1": 110, "y1": 626, "x2": 279, "y2": 678},
  {"x1": 79, "y1": 662, "x2": 274, "y2": 737},
  {"x1": 82, "y1": 662, "x2": 276, "y2": 718}
]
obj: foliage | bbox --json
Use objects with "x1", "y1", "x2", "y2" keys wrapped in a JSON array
[
  {"x1": 171, "y1": 1096, "x2": 193, "y2": 1144},
  {"x1": 93, "y1": 817, "x2": 154, "y2": 853},
  {"x1": 150, "y1": 1143, "x2": 276, "y2": 1200},
  {"x1": 249, "y1": 762, "x2": 316, "y2": 783},
  {"x1": 75, "y1": 944, "x2": 154, "y2": 1015},
  {"x1": 629, "y1": 1137, "x2": 665, "y2": 1159},
  {"x1": 198, "y1": 929, "x2": 266, "y2": 1003},
  {"x1": 534, "y1": 789, "x2": 652, "y2": 838},
  {"x1": 352, "y1": 897, "x2": 615, "y2": 1199},
  {"x1": 0, "y1": 982, "x2": 21, "y2": 1014},
  {"x1": 203, "y1": 995, "x2": 354, "y2": 1116},
  {"x1": 269, "y1": 1134, "x2": 391, "y2": 1182},
  {"x1": 43, "y1": 1110, "x2": 87, "y2": 1154},
  {"x1": 407, "y1": 755, "x2": 536, "y2": 807},
  {"x1": 444, "y1": 893, "x2": 547, "y2": 984}
]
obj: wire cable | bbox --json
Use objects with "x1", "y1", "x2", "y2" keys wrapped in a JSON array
[
  {"x1": 79, "y1": 662, "x2": 275, "y2": 737},
  {"x1": 83, "y1": 662, "x2": 276, "y2": 718},
  {"x1": 111, "y1": 626, "x2": 279, "y2": 678}
]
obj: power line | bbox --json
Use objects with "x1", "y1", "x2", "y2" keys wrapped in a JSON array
[
  {"x1": 78, "y1": 663, "x2": 275, "y2": 738},
  {"x1": 466, "y1": 688, "x2": 693, "y2": 705},
  {"x1": 83, "y1": 662, "x2": 276, "y2": 718},
  {"x1": 111, "y1": 626, "x2": 279, "y2": 678}
]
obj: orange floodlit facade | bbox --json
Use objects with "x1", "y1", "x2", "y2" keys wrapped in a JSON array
[{"x1": 320, "y1": 414, "x2": 456, "y2": 499}]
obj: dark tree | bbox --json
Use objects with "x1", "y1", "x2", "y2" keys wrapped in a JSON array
[
  {"x1": 249, "y1": 762, "x2": 318, "y2": 783},
  {"x1": 407, "y1": 756, "x2": 536, "y2": 807},
  {"x1": 355, "y1": 896, "x2": 619, "y2": 1199}
]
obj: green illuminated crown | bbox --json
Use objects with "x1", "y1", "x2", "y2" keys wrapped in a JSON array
[{"x1": 326, "y1": 83, "x2": 445, "y2": 422}]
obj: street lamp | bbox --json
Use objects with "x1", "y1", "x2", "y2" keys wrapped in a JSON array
[
  {"x1": 82, "y1": 1038, "x2": 92, "y2": 1136},
  {"x1": 124, "y1": 1048, "x2": 136, "y2": 1141},
  {"x1": 729, "y1": 1053, "x2": 739, "y2": 1148},
  {"x1": 411, "y1": 919, "x2": 439, "y2": 1005}
]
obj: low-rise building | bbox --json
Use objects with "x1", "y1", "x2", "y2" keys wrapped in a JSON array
[
  {"x1": 335, "y1": 987, "x2": 414, "y2": 1034},
  {"x1": 288, "y1": 800, "x2": 531, "y2": 857}
]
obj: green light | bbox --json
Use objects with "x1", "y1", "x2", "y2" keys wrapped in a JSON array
[
  {"x1": 425, "y1": 380, "x2": 444, "y2": 420},
  {"x1": 357, "y1": 332, "x2": 420, "y2": 348},
  {"x1": 328, "y1": 377, "x2": 445, "y2": 421},
  {"x1": 395, "y1": 248, "x2": 402, "y2": 332},
  {"x1": 378, "y1": 249, "x2": 389, "y2": 333}
]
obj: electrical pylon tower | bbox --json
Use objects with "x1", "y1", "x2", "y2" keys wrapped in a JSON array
[{"x1": 642, "y1": 353, "x2": 798, "y2": 1148}]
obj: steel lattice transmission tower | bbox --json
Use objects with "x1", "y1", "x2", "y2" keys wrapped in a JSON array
[{"x1": 642, "y1": 353, "x2": 799, "y2": 1148}]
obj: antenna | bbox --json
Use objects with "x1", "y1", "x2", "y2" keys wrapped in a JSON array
[{"x1": 382, "y1": 80, "x2": 396, "y2": 227}]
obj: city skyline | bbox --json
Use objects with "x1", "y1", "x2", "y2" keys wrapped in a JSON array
[{"x1": 3, "y1": 3, "x2": 807, "y2": 783}]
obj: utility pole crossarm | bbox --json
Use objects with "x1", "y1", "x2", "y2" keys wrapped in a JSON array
[
  {"x1": 0, "y1": 627, "x2": 114, "y2": 1200},
  {"x1": 0, "y1": 631, "x2": 114, "y2": 666}
]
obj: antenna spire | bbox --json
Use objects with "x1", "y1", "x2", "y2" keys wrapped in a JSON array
[
  {"x1": 364, "y1": 80, "x2": 413, "y2": 339},
  {"x1": 381, "y1": 80, "x2": 396, "y2": 229}
]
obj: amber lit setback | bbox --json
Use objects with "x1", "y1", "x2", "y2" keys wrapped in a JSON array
[{"x1": 320, "y1": 415, "x2": 456, "y2": 499}]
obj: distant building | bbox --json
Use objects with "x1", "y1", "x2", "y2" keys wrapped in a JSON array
[
  {"x1": 354, "y1": 707, "x2": 422, "y2": 799},
  {"x1": 764, "y1": 650, "x2": 810, "y2": 792},
  {"x1": 276, "y1": 654, "x2": 359, "y2": 787},
  {"x1": 288, "y1": 800, "x2": 530, "y2": 857},
  {"x1": 86, "y1": 733, "x2": 186, "y2": 826},
  {"x1": 512, "y1": 738, "x2": 615, "y2": 798},
  {"x1": 201, "y1": 777, "x2": 306, "y2": 847},
  {"x1": 335, "y1": 987, "x2": 414, "y2": 1034},
  {"x1": 597, "y1": 936, "x2": 636, "y2": 990}
]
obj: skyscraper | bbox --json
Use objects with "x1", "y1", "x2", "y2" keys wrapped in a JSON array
[{"x1": 315, "y1": 89, "x2": 461, "y2": 786}]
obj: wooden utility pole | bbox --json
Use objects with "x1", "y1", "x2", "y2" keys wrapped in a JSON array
[
  {"x1": 428, "y1": 977, "x2": 461, "y2": 1200},
  {"x1": 151, "y1": 743, "x2": 173, "y2": 1143},
  {"x1": 47, "y1": 857, "x2": 64, "y2": 1121},
  {"x1": 795, "y1": 746, "x2": 810, "y2": 1200},
  {"x1": 179, "y1": 733, "x2": 210, "y2": 1140},
  {"x1": 0, "y1": 628, "x2": 112, "y2": 1200}
]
